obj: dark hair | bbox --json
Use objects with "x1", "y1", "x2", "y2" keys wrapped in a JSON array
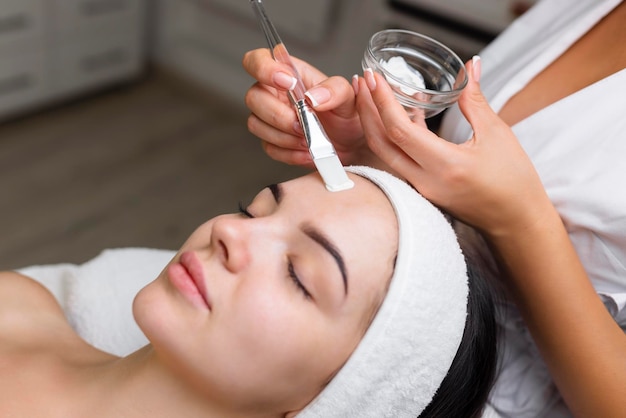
[{"x1": 418, "y1": 257, "x2": 499, "y2": 418}]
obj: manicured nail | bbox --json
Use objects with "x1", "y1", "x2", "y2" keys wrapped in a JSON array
[
  {"x1": 293, "y1": 121, "x2": 303, "y2": 135},
  {"x1": 472, "y1": 55, "x2": 481, "y2": 83},
  {"x1": 305, "y1": 87, "x2": 331, "y2": 108},
  {"x1": 274, "y1": 72, "x2": 298, "y2": 90},
  {"x1": 364, "y1": 68, "x2": 376, "y2": 90},
  {"x1": 352, "y1": 74, "x2": 359, "y2": 95}
]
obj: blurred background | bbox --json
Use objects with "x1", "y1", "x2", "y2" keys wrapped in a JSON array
[{"x1": 0, "y1": 0, "x2": 534, "y2": 270}]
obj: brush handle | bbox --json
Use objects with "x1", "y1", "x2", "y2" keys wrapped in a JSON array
[{"x1": 250, "y1": 0, "x2": 307, "y2": 103}]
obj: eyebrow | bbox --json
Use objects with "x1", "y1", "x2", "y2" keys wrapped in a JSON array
[{"x1": 269, "y1": 183, "x2": 349, "y2": 296}]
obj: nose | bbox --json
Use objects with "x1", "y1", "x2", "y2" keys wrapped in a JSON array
[{"x1": 210, "y1": 216, "x2": 252, "y2": 273}]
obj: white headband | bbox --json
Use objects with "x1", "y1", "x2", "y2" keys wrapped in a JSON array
[{"x1": 297, "y1": 166, "x2": 469, "y2": 418}]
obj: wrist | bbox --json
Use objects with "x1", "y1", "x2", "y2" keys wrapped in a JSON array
[
  {"x1": 482, "y1": 202, "x2": 568, "y2": 285},
  {"x1": 482, "y1": 195, "x2": 562, "y2": 248}
]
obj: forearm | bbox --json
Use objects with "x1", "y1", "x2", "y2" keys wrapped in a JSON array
[{"x1": 486, "y1": 205, "x2": 626, "y2": 417}]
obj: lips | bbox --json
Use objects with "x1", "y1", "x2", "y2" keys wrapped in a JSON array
[{"x1": 168, "y1": 251, "x2": 211, "y2": 310}]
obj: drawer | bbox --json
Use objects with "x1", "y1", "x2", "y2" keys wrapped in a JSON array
[
  {"x1": 0, "y1": 0, "x2": 45, "y2": 53},
  {"x1": 52, "y1": 29, "x2": 144, "y2": 95},
  {"x1": 203, "y1": 0, "x2": 336, "y2": 44},
  {"x1": 0, "y1": 50, "x2": 48, "y2": 117},
  {"x1": 51, "y1": 0, "x2": 144, "y2": 35}
]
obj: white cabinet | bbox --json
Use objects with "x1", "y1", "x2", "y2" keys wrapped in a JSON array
[
  {"x1": 209, "y1": 0, "x2": 337, "y2": 44},
  {"x1": 0, "y1": 0, "x2": 48, "y2": 117},
  {"x1": 52, "y1": 0, "x2": 144, "y2": 35},
  {"x1": 0, "y1": 0, "x2": 46, "y2": 51},
  {"x1": 153, "y1": 0, "x2": 381, "y2": 106},
  {"x1": 152, "y1": 0, "x2": 505, "y2": 107},
  {"x1": 0, "y1": 50, "x2": 48, "y2": 117},
  {"x1": 0, "y1": 0, "x2": 146, "y2": 121}
]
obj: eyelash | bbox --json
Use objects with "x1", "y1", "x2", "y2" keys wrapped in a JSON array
[
  {"x1": 237, "y1": 201, "x2": 312, "y2": 301},
  {"x1": 238, "y1": 201, "x2": 254, "y2": 218},
  {"x1": 288, "y1": 259, "x2": 312, "y2": 300}
]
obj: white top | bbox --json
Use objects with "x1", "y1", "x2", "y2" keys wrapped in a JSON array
[{"x1": 441, "y1": 0, "x2": 626, "y2": 416}]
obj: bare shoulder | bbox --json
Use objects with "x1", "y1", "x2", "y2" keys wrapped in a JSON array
[
  {"x1": 0, "y1": 272, "x2": 111, "y2": 417},
  {"x1": 0, "y1": 270, "x2": 65, "y2": 315},
  {"x1": 0, "y1": 271, "x2": 69, "y2": 346}
]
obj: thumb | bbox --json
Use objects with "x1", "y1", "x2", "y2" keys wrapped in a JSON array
[
  {"x1": 304, "y1": 75, "x2": 356, "y2": 119},
  {"x1": 457, "y1": 56, "x2": 501, "y2": 134}
]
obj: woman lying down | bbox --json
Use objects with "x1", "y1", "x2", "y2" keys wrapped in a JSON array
[{"x1": 0, "y1": 166, "x2": 498, "y2": 418}]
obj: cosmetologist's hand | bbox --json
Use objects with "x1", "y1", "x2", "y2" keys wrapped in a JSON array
[
  {"x1": 243, "y1": 48, "x2": 379, "y2": 167},
  {"x1": 354, "y1": 58, "x2": 553, "y2": 239}
]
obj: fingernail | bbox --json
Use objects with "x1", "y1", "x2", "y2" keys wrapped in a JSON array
[
  {"x1": 364, "y1": 68, "x2": 376, "y2": 90},
  {"x1": 293, "y1": 121, "x2": 303, "y2": 135},
  {"x1": 352, "y1": 74, "x2": 359, "y2": 95},
  {"x1": 472, "y1": 55, "x2": 481, "y2": 83},
  {"x1": 305, "y1": 87, "x2": 331, "y2": 108},
  {"x1": 274, "y1": 72, "x2": 298, "y2": 90}
]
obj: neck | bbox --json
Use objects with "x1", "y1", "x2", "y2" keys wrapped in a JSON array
[{"x1": 74, "y1": 346, "x2": 282, "y2": 418}]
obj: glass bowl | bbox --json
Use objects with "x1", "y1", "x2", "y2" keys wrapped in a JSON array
[{"x1": 362, "y1": 29, "x2": 467, "y2": 119}]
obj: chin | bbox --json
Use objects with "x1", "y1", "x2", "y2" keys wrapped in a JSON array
[{"x1": 132, "y1": 278, "x2": 171, "y2": 343}]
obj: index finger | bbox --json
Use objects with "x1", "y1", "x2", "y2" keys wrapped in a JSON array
[
  {"x1": 365, "y1": 70, "x2": 454, "y2": 168},
  {"x1": 242, "y1": 48, "x2": 299, "y2": 90}
]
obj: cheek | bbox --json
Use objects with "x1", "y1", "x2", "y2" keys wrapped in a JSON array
[
  {"x1": 179, "y1": 220, "x2": 214, "y2": 251},
  {"x1": 242, "y1": 283, "x2": 360, "y2": 363},
  {"x1": 228, "y1": 280, "x2": 307, "y2": 350},
  {"x1": 199, "y1": 283, "x2": 327, "y2": 397},
  {"x1": 226, "y1": 280, "x2": 341, "y2": 371}
]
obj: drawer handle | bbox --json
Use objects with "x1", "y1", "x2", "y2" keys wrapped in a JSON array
[
  {"x1": 0, "y1": 13, "x2": 30, "y2": 35},
  {"x1": 80, "y1": 48, "x2": 129, "y2": 72},
  {"x1": 0, "y1": 74, "x2": 33, "y2": 95}
]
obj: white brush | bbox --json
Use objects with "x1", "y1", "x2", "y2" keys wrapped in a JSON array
[
  {"x1": 293, "y1": 99, "x2": 354, "y2": 191},
  {"x1": 251, "y1": 0, "x2": 354, "y2": 192}
]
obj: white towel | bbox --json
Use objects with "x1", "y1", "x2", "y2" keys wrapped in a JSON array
[
  {"x1": 297, "y1": 166, "x2": 469, "y2": 417},
  {"x1": 19, "y1": 247, "x2": 175, "y2": 356}
]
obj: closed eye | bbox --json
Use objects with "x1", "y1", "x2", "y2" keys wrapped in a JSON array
[
  {"x1": 288, "y1": 259, "x2": 312, "y2": 300},
  {"x1": 238, "y1": 201, "x2": 254, "y2": 218}
]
